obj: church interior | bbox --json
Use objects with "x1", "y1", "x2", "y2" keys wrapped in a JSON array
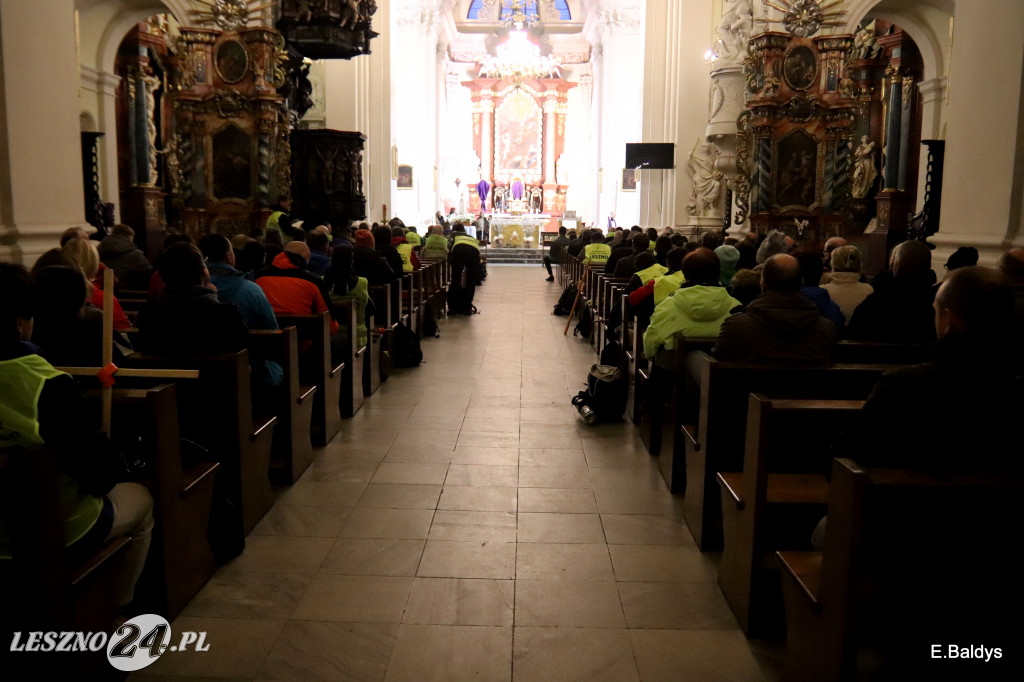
[{"x1": 1, "y1": 0, "x2": 1023, "y2": 679}]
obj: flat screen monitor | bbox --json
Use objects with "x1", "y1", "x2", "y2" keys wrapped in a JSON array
[{"x1": 625, "y1": 143, "x2": 675, "y2": 170}]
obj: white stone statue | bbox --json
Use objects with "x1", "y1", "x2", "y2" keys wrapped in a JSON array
[
  {"x1": 852, "y1": 135, "x2": 878, "y2": 199},
  {"x1": 556, "y1": 153, "x2": 568, "y2": 185},
  {"x1": 715, "y1": 0, "x2": 754, "y2": 66},
  {"x1": 686, "y1": 140, "x2": 724, "y2": 217},
  {"x1": 852, "y1": 23, "x2": 882, "y2": 61}
]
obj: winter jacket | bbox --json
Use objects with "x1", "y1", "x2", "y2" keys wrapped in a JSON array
[
  {"x1": 713, "y1": 291, "x2": 837, "y2": 365},
  {"x1": 97, "y1": 235, "x2": 153, "y2": 290},
  {"x1": 136, "y1": 285, "x2": 248, "y2": 357},
  {"x1": 643, "y1": 284, "x2": 740, "y2": 359},
  {"x1": 255, "y1": 251, "x2": 338, "y2": 335}
]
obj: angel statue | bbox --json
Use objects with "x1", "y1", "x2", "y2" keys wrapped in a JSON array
[{"x1": 852, "y1": 135, "x2": 878, "y2": 199}]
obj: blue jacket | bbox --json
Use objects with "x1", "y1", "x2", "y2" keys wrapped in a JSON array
[{"x1": 208, "y1": 262, "x2": 282, "y2": 386}]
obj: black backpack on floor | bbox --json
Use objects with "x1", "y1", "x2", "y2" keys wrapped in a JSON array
[
  {"x1": 553, "y1": 283, "x2": 577, "y2": 315},
  {"x1": 574, "y1": 303, "x2": 594, "y2": 339},
  {"x1": 571, "y1": 364, "x2": 627, "y2": 424},
  {"x1": 392, "y1": 322, "x2": 423, "y2": 367}
]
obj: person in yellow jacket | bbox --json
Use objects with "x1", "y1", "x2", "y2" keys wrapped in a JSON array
[
  {"x1": 420, "y1": 225, "x2": 450, "y2": 261},
  {"x1": 0, "y1": 262, "x2": 153, "y2": 607},
  {"x1": 582, "y1": 229, "x2": 612, "y2": 266}
]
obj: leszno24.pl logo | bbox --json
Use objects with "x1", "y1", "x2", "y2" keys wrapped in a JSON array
[{"x1": 9, "y1": 613, "x2": 209, "y2": 672}]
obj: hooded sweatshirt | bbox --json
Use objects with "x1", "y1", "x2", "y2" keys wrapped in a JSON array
[
  {"x1": 713, "y1": 290, "x2": 837, "y2": 365},
  {"x1": 255, "y1": 251, "x2": 338, "y2": 335},
  {"x1": 643, "y1": 284, "x2": 740, "y2": 359}
]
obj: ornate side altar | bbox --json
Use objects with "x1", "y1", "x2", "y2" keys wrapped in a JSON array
[{"x1": 490, "y1": 213, "x2": 550, "y2": 248}]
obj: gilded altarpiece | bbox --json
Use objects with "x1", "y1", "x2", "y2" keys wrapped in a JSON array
[
  {"x1": 463, "y1": 78, "x2": 575, "y2": 230},
  {"x1": 171, "y1": 27, "x2": 290, "y2": 238},
  {"x1": 738, "y1": 33, "x2": 859, "y2": 241}
]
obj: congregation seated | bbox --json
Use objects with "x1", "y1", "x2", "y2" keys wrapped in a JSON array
[
  {"x1": 31, "y1": 265, "x2": 120, "y2": 367},
  {"x1": 820, "y1": 244, "x2": 872, "y2": 322},
  {"x1": 604, "y1": 231, "x2": 635, "y2": 274},
  {"x1": 331, "y1": 222, "x2": 354, "y2": 250},
  {"x1": 846, "y1": 239, "x2": 937, "y2": 343},
  {"x1": 200, "y1": 233, "x2": 283, "y2": 386},
  {"x1": 374, "y1": 225, "x2": 405, "y2": 277},
  {"x1": 98, "y1": 224, "x2": 153, "y2": 291},
  {"x1": 567, "y1": 228, "x2": 589, "y2": 258},
  {"x1": 713, "y1": 244, "x2": 740, "y2": 287},
  {"x1": 654, "y1": 235, "x2": 672, "y2": 266},
  {"x1": 62, "y1": 237, "x2": 131, "y2": 331},
  {"x1": 0, "y1": 262, "x2": 153, "y2": 610},
  {"x1": 543, "y1": 226, "x2": 569, "y2": 281},
  {"x1": 256, "y1": 241, "x2": 338, "y2": 336},
  {"x1": 755, "y1": 229, "x2": 792, "y2": 264},
  {"x1": 391, "y1": 226, "x2": 420, "y2": 273},
  {"x1": 727, "y1": 269, "x2": 761, "y2": 311},
  {"x1": 794, "y1": 250, "x2": 844, "y2": 332},
  {"x1": 326, "y1": 247, "x2": 372, "y2": 347},
  {"x1": 353, "y1": 228, "x2": 397, "y2": 285},
  {"x1": 148, "y1": 232, "x2": 197, "y2": 298},
  {"x1": 612, "y1": 233, "x2": 651, "y2": 278},
  {"x1": 582, "y1": 229, "x2": 611, "y2": 266},
  {"x1": 306, "y1": 230, "x2": 332, "y2": 277},
  {"x1": 713, "y1": 253, "x2": 837, "y2": 365},
  {"x1": 136, "y1": 242, "x2": 248, "y2": 356},
  {"x1": 643, "y1": 247, "x2": 740, "y2": 364},
  {"x1": 420, "y1": 225, "x2": 450, "y2": 261},
  {"x1": 831, "y1": 265, "x2": 1021, "y2": 475}
]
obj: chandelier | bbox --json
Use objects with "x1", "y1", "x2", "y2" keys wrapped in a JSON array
[{"x1": 479, "y1": 29, "x2": 561, "y2": 87}]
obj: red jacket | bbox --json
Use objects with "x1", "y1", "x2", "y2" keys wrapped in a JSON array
[{"x1": 255, "y1": 252, "x2": 338, "y2": 335}]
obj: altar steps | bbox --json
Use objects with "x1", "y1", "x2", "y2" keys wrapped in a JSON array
[{"x1": 482, "y1": 247, "x2": 545, "y2": 264}]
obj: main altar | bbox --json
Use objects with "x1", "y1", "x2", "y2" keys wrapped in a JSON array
[{"x1": 490, "y1": 212, "x2": 550, "y2": 248}]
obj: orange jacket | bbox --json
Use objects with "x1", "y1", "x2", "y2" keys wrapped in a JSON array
[{"x1": 255, "y1": 252, "x2": 338, "y2": 335}]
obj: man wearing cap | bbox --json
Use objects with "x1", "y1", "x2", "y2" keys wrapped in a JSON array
[{"x1": 255, "y1": 241, "x2": 338, "y2": 335}]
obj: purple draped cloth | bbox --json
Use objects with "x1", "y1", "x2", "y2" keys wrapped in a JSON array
[
  {"x1": 511, "y1": 179, "x2": 524, "y2": 200},
  {"x1": 476, "y1": 179, "x2": 490, "y2": 209}
]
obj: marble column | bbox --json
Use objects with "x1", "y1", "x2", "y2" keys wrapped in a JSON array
[
  {"x1": 543, "y1": 96, "x2": 557, "y2": 185},
  {"x1": 0, "y1": 0, "x2": 85, "y2": 263}
]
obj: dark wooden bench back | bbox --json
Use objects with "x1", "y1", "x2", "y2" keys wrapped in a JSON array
[
  {"x1": 684, "y1": 357, "x2": 895, "y2": 550},
  {"x1": 277, "y1": 311, "x2": 343, "y2": 446}
]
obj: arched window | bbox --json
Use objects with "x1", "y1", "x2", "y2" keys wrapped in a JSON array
[{"x1": 468, "y1": 1, "x2": 572, "y2": 21}]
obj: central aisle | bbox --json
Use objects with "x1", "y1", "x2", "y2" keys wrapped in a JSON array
[{"x1": 140, "y1": 265, "x2": 767, "y2": 682}]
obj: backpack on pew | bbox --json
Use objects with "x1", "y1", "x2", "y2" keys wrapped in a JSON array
[
  {"x1": 553, "y1": 283, "x2": 577, "y2": 315},
  {"x1": 571, "y1": 364, "x2": 627, "y2": 424},
  {"x1": 392, "y1": 321, "x2": 423, "y2": 367},
  {"x1": 574, "y1": 303, "x2": 594, "y2": 339}
]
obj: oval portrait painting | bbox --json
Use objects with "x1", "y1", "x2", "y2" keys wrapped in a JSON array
[
  {"x1": 783, "y1": 45, "x2": 817, "y2": 91},
  {"x1": 215, "y1": 40, "x2": 248, "y2": 84}
]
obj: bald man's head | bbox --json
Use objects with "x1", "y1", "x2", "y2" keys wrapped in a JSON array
[
  {"x1": 761, "y1": 254, "x2": 802, "y2": 292},
  {"x1": 284, "y1": 241, "x2": 311, "y2": 263},
  {"x1": 890, "y1": 240, "x2": 932, "y2": 277},
  {"x1": 934, "y1": 266, "x2": 1013, "y2": 338},
  {"x1": 997, "y1": 247, "x2": 1024, "y2": 286}
]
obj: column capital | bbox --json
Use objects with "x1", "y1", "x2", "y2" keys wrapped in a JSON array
[{"x1": 917, "y1": 77, "x2": 947, "y2": 104}]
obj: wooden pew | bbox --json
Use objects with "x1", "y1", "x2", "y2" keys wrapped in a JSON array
[
  {"x1": 681, "y1": 356, "x2": 894, "y2": 550},
  {"x1": 651, "y1": 337, "x2": 717, "y2": 489},
  {"x1": 0, "y1": 445, "x2": 133, "y2": 674},
  {"x1": 626, "y1": 302, "x2": 648, "y2": 426},
  {"x1": 329, "y1": 299, "x2": 366, "y2": 416},
  {"x1": 121, "y1": 351, "x2": 276, "y2": 535},
  {"x1": 369, "y1": 281, "x2": 397, "y2": 385},
  {"x1": 716, "y1": 394, "x2": 864, "y2": 637},
  {"x1": 109, "y1": 384, "x2": 221, "y2": 621},
  {"x1": 248, "y1": 326, "x2": 317, "y2": 483},
  {"x1": 832, "y1": 340, "x2": 930, "y2": 364},
  {"x1": 776, "y1": 459, "x2": 1024, "y2": 682},
  {"x1": 276, "y1": 311, "x2": 344, "y2": 448}
]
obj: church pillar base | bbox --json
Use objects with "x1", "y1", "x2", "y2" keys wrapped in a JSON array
[{"x1": 120, "y1": 186, "x2": 166, "y2": 262}]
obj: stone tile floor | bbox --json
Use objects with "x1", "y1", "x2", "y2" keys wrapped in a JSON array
[{"x1": 134, "y1": 265, "x2": 772, "y2": 681}]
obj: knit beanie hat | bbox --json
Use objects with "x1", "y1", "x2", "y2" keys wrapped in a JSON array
[
  {"x1": 354, "y1": 229, "x2": 375, "y2": 247},
  {"x1": 715, "y1": 245, "x2": 741, "y2": 286}
]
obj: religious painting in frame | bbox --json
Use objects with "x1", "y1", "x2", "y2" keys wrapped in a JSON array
[
  {"x1": 215, "y1": 39, "x2": 249, "y2": 84},
  {"x1": 782, "y1": 44, "x2": 817, "y2": 91},
  {"x1": 774, "y1": 128, "x2": 820, "y2": 210},
  {"x1": 622, "y1": 168, "x2": 637, "y2": 191},
  {"x1": 494, "y1": 90, "x2": 543, "y2": 182},
  {"x1": 212, "y1": 124, "x2": 253, "y2": 200},
  {"x1": 397, "y1": 164, "x2": 413, "y2": 189}
]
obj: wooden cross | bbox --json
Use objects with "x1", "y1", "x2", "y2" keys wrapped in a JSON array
[{"x1": 52, "y1": 268, "x2": 199, "y2": 436}]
